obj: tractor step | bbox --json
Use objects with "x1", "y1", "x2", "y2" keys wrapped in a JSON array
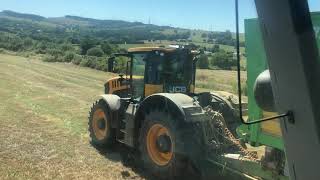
[
  {"x1": 117, "y1": 129, "x2": 133, "y2": 146},
  {"x1": 116, "y1": 103, "x2": 138, "y2": 147},
  {"x1": 120, "y1": 129, "x2": 127, "y2": 134}
]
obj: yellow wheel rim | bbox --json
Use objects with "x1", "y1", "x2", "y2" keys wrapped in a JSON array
[
  {"x1": 92, "y1": 108, "x2": 108, "y2": 140},
  {"x1": 146, "y1": 124, "x2": 173, "y2": 166}
]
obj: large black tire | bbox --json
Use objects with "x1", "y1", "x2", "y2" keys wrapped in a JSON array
[
  {"x1": 88, "y1": 99, "x2": 116, "y2": 147},
  {"x1": 139, "y1": 110, "x2": 186, "y2": 179}
]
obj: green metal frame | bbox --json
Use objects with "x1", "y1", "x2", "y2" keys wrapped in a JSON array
[{"x1": 239, "y1": 12, "x2": 320, "y2": 150}]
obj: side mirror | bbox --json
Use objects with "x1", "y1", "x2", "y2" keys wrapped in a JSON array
[
  {"x1": 108, "y1": 57, "x2": 115, "y2": 72},
  {"x1": 254, "y1": 70, "x2": 275, "y2": 112}
]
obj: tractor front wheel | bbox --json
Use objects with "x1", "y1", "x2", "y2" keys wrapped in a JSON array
[{"x1": 88, "y1": 99, "x2": 116, "y2": 147}]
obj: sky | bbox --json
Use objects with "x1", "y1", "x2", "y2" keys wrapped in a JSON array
[{"x1": 1, "y1": 0, "x2": 320, "y2": 32}]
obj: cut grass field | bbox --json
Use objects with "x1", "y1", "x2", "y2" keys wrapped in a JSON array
[
  {"x1": 0, "y1": 53, "x2": 246, "y2": 179},
  {"x1": 0, "y1": 54, "x2": 142, "y2": 180},
  {"x1": 196, "y1": 69, "x2": 246, "y2": 94}
]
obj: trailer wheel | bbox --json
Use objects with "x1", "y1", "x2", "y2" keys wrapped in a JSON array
[
  {"x1": 88, "y1": 99, "x2": 115, "y2": 147},
  {"x1": 139, "y1": 110, "x2": 186, "y2": 178}
]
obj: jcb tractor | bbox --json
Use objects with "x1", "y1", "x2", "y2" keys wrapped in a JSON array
[{"x1": 88, "y1": 47, "x2": 242, "y2": 178}]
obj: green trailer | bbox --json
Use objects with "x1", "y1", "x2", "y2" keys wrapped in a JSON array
[
  {"x1": 239, "y1": 12, "x2": 320, "y2": 150},
  {"x1": 209, "y1": 12, "x2": 320, "y2": 179},
  {"x1": 238, "y1": 17, "x2": 285, "y2": 150}
]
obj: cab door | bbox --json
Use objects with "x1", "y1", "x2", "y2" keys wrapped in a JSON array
[
  {"x1": 131, "y1": 53, "x2": 147, "y2": 99},
  {"x1": 144, "y1": 53, "x2": 163, "y2": 97}
]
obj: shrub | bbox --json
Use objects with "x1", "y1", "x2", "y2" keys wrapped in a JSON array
[
  {"x1": 35, "y1": 42, "x2": 48, "y2": 54},
  {"x1": 43, "y1": 55, "x2": 58, "y2": 62},
  {"x1": 47, "y1": 48, "x2": 63, "y2": 57},
  {"x1": 197, "y1": 54, "x2": 209, "y2": 69},
  {"x1": 86, "y1": 56, "x2": 98, "y2": 68},
  {"x1": 86, "y1": 47, "x2": 104, "y2": 57},
  {"x1": 19, "y1": 51, "x2": 35, "y2": 58},
  {"x1": 71, "y1": 55, "x2": 82, "y2": 65},
  {"x1": 23, "y1": 38, "x2": 34, "y2": 50},
  {"x1": 78, "y1": 56, "x2": 99, "y2": 68},
  {"x1": 60, "y1": 43, "x2": 74, "y2": 52},
  {"x1": 0, "y1": 32, "x2": 24, "y2": 51},
  {"x1": 80, "y1": 37, "x2": 96, "y2": 55},
  {"x1": 64, "y1": 51, "x2": 76, "y2": 62},
  {"x1": 101, "y1": 42, "x2": 116, "y2": 55},
  {"x1": 9, "y1": 39, "x2": 24, "y2": 51},
  {"x1": 95, "y1": 58, "x2": 108, "y2": 71},
  {"x1": 79, "y1": 58, "x2": 90, "y2": 67},
  {"x1": 0, "y1": 48, "x2": 5, "y2": 53},
  {"x1": 211, "y1": 51, "x2": 236, "y2": 70}
]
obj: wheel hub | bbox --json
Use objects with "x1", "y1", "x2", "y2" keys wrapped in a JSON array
[
  {"x1": 156, "y1": 134, "x2": 172, "y2": 153},
  {"x1": 92, "y1": 108, "x2": 108, "y2": 140},
  {"x1": 146, "y1": 124, "x2": 173, "y2": 166},
  {"x1": 98, "y1": 119, "x2": 106, "y2": 129}
]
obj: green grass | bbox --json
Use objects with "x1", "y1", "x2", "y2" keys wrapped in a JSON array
[
  {"x1": 232, "y1": 33, "x2": 245, "y2": 42},
  {"x1": 219, "y1": 44, "x2": 245, "y2": 53},
  {"x1": 195, "y1": 69, "x2": 247, "y2": 94},
  {"x1": 190, "y1": 30, "x2": 207, "y2": 42}
]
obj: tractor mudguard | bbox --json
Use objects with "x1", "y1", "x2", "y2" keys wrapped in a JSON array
[
  {"x1": 136, "y1": 93, "x2": 206, "y2": 123},
  {"x1": 100, "y1": 94, "x2": 121, "y2": 111},
  {"x1": 99, "y1": 94, "x2": 121, "y2": 128}
]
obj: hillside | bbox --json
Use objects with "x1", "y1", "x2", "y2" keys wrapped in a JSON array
[
  {"x1": 0, "y1": 53, "x2": 245, "y2": 179},
  {"x1": 0, "y1": 10, "x2": 243, "y2": 45},
  {"x1": 0, "y1": 10, "x2": 190, "y2": 43},
  {"x1": 0, "y1": 10, "x2": 246, "y2": 72}
]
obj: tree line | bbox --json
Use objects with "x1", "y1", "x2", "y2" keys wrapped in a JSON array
[
  {"x1": 0, "y1": 30, "x2": 240, "y2": 71},
  {"x1": 0, "y1": 11, "x2": 244, "y2": 71},
  {"x1": 201, "y1": 30, "x2": 245, "y2": 47}
]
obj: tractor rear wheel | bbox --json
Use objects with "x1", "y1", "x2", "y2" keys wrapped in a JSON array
[
  {"x1": 88, "y1": 99, "x2": 116, "y2": 147},
  {"x1": 139, "y1": 110, "x2": 186, "y2": 178}
]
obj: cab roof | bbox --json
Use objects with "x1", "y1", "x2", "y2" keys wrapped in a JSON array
[{"x1": 127, "y1": 47, "x2": 176, "y2": 53}]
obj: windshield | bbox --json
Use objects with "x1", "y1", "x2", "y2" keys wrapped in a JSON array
[
  {"x1": 162, "y1": 51, "x2": 194, "y2": 85},
  {"x1": 163, "y1": 52, "x2": 184, "y2": 82}
]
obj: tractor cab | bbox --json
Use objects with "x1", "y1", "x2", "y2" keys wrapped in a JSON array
[{"x1": 105, "y1": 47, "x2": 198, "y2": 100}]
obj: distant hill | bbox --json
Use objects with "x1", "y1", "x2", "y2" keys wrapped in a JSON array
[
  {"x1": 0, "y1": 10, "x2": 246, "y2": 72},
  {"x1": 0, "y1": 10, "x2": 163, "y2": 28},
  {"x1": 0, "y1": 10, "x2": 46, "y2": 21},
  {"x1": 0, "y1": 10, "x2": 243, "y2": 51},
  {"x1": 0, "y1": 10, "x2": 189, "y2": 43}
]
